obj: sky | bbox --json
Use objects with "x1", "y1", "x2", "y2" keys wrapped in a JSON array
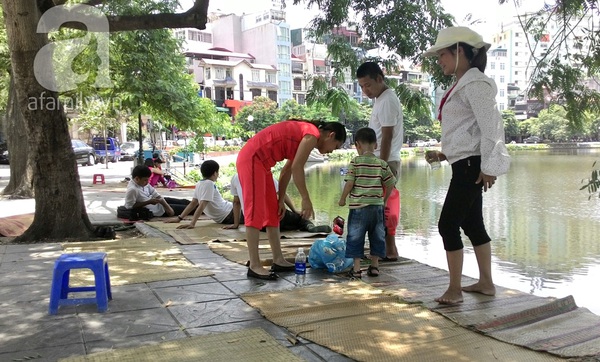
[{"x1": 180, "y1": 0, "x2": 548, "y2": 41}]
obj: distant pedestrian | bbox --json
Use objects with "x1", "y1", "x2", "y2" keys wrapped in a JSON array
[
  {"x1": 339, "y1": 128, "x2": 396, "y2": 279},
  {"x1": 423, "y1": 26, "x2": 511, "y2": 304}
]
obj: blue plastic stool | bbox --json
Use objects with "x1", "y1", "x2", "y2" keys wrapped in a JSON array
[{"x1": 49, "y1": 252, "x2": 112, "y2": 315}]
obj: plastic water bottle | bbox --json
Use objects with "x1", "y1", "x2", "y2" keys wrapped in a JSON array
[{"x1": 295, "y1": 247, "x2": 307, "y2": 286}]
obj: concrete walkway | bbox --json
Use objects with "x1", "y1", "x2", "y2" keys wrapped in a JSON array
[
  {"x1": 0, "y1": 157, "x2": 580, "y2": 361},
  {"x1": 0, "y1": 156, "x2": 354, "y2": 361}
]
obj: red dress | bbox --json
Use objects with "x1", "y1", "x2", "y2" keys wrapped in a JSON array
[{"x1": 236, "y1": 121, "x2": 320, "y2": 229}]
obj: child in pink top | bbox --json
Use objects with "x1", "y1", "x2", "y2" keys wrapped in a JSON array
[{"x1": 237, "y1": 120, "x2": 347, "y2": 280}]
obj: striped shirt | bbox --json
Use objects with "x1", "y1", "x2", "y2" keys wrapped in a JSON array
[{"x1": 344, "y1": 154, "x2": 396, "y2": 208}]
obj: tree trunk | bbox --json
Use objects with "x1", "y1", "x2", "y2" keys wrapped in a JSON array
[
  {"x1": 2, "y1": 75, "x2": 34, "y2": 198},
  {"x1": 2, "y1": 0, "x2": 93, "y2": 242}
]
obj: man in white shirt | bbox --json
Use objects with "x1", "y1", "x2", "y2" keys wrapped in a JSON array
[
  {"x1": 165, "y1": 160, "x2": 241, "y2": 228},
  {"x1": 228, "y1": 173, "x2": 331, "y2": 233},
  {"x1": 124, "y1": 166, "x2": 192, "y2": 217},
  {"x1": 357, "y1": 62, "x2": 403, "y2": 261}
]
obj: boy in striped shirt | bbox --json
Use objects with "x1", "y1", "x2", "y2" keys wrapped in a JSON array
[{"x1": 339, "y1": 127, "x2": 397, "y2": 278}]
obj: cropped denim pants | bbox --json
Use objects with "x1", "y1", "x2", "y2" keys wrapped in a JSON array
[{"x1": 345, "y1": 205, "x2": 386, "y2": 259}]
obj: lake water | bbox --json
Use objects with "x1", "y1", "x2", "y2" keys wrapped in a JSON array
[{"x1": 290, "y1": 149, "x2": 600, "y2": 316}]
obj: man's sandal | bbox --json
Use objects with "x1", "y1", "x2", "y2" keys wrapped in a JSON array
[
  {"x1": 348, "y1": 269, "x2": 362, "y2": 279},
  {"x1": 367, "y1": 266, "x2": 380, "y2": 277}
]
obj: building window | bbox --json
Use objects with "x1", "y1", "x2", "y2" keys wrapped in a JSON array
[
  {"x1": 205, "y1": 67, "x2": 211, "y2": 80},
  {"x1": 280, "y1": 80, "x2": 291, "y2": 95},
  {"x1": 490, "y1": 62, "x2": 495, "y2": 70},
  {"x1": 297, "y1": 93, "x2": 305, "y2": 104},
  {"x1": 266, "y1": 72, "x2": 276, "y2": 84},
  {"x1": 225, "y1": 69, "x2": 232, "y2": 79},
  {"x1": 515, "y1": 42, "x2": 519, "y2": 47},
  {"x1": 515, "y1": 71, "x2": 519, "y2": 75},
  {"x1": 277, "y1": 45, "x2": 290, "y2": 60},
  {"x1": 279, "y1": 63, "x2": 290, "y2": 77},
  {"x1": 251, "y1": 89, "x2": 261, "y2": 98},
  {"x1": 500, "y1": 63, "x2": 505, "y2": 70},
  {"x1": 293, "y1": 78, "x2": 302, "y2": 91},
  {"x1": 205, "y1": 87, "x2": 212, "y2": 99},
  {"x1": 187, "y1": 30, "x2": 212, "y2": 43},
  {"x1": 499, "y1": 89, "x2": 505, "y2": 97},
  {"x1": 499, "y1": 103, "x2": 505, "y2": 110},
  {"x1": 215, "y1": 67, "x2": 225, "y2": 80},
  {"x1": 515, "y1": 32, "x2": 520, "y2": 37},
  {"x1": 252, "y1": 70, "x2": 260, "y2": 82},
  {"x1": 515, "y1": 61, "x2": 519, "y2": 66},
  {"x1": 277, "y1": 27, "x2": 290, "y2": 42},
  {"x1": 500, "y1": 75, "x2": 505, "y2": 83}
]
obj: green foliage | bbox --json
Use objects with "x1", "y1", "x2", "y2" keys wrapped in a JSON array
[
  {"x1": 502, "y1": 110, "x2": 519, "y2": 141},
  {"x1": 235, "y1": 97, "x2": 340, "y2": 136},
  {"x1": 580, "y1": 161, "x2": 600, "y2": 199},
  {"x1": 516, "y1": 0, "x2": 600, "y2": 129},
  {"x1": 234, "y1": 97, "x2": 280, "y2": 135},
  {"x1": 294, "y1": 0, "x2": 453, "y2": 121},
  {"x1": 48, "y1": 1, "x2": 207, "y2": 135}
]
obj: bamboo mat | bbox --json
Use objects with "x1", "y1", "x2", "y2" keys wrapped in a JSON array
[
  {"x1": 59, "y1": 328, "x2": 302, "y2": 362},
  {"x1": 373, "y1": 261, "x2": 600, "y2": 358},
  {"x1": 62, "y1": 238, "x2": 212, "y2": 285},
  {"x1": 145, "y1": 220, "x2": 327, "y2": 245},
  {"x1": 242, "y1": 283, "x2": 561, "y2": 362},
  {"x1": 208, "y1": 239, "x2": 317, "y2": 266}
]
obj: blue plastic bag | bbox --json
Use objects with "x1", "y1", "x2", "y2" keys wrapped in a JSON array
[{"x1": 308, "y1": 234, "x2": 354, "y2": 273}]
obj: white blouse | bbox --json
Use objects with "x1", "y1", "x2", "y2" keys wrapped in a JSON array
[{"x1": 440, "y1": 68, "x2": 511, "y2": 176}]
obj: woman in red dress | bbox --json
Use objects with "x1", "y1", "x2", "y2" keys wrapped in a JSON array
[{"x1": 237, "y1": 120, "x2": 347, "y2": 280}]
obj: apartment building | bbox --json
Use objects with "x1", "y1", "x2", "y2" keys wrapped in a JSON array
[
  {"x1": 176, "y1": 7, "x2": 293, "y2": 112},
  {"x1": 489, "y1": 12, "x2": 597, "y2": 117}
]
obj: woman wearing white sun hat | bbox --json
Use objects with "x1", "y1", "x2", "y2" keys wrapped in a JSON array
[{"x1": 423, "y1": 26, "x2": 511, "y2": 305}]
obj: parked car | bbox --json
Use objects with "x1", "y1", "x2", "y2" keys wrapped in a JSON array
[
  {"x1": 71, "y1": 139, "x2": 96, "y2": 166},
  {"x1": 0, "y1": 140, "x2": 8, "y2": 164},
  {"x1": 92, "y1": 137, "x2": 121, "y2": 163},
  {"x1": 410, "y1": 140, "x2": 426, "y2": 147},
  {"x1": 523, "y1": 136, "x2": 541, "y2": 144},
  {"x1": 120, "y1": 141, "x2": 139, "y2": 161},
  {"x1": 425, "y1": 139, "x2": 438, "y2": 147}
]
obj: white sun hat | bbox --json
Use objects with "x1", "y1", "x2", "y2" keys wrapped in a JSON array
[{"x1": 423, "y1": 26, "x2": 491, "y2": 57}]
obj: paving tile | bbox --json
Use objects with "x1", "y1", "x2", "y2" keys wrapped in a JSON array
[
  {"x1": 1, "y1": 249, "x2": 62, "y2": 262},
  {"x1": 0, "y1": 342, "x2": 86, "y2": 362},
  {"x1": 5, "y1": 243, "x2": 62, "y2": 253},
  {"x1": 0, "y1": 283, "x2": 52, "y2": 303},
  {"x1": 147, "y1": 276, "x2": 215, "y2": 289},
  {"x1": 0, "y1": 268, "x2": 53, "y2": 287},
  {"x1": 79, "y1": 307, "x2": 180, "y2": 342},
  {"x1": 153, "y1": 281, "x2": 236, "y2": 305},
  {"x1": 168, "y1": 298, "x2": 262, "y2": 329},
  {"x1": 85, "y1": 329, "x2": 187, "y2": 354},
  {"x1": 306, "y1": 343, "x2": 356, "y2": 361},
  {"x1": 0, "y1": 300, "x2": 73, "y2": 326},
  {"x1": 222, "y1": 275, "x2": 297, "y2": 294},
  {"x1": 75, "y1": 284, "x2": 164, "y2": 313},
  {"x1": 289, "y1": 344, "x2": 328, "y2": 362},
  {"x1": 0, "y1": 314, "x2": 82, "y2": 353}
]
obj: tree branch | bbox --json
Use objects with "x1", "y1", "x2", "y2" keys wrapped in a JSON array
[{"x1": 42, "y1": 0, "x2": 209, "y2": 32}]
